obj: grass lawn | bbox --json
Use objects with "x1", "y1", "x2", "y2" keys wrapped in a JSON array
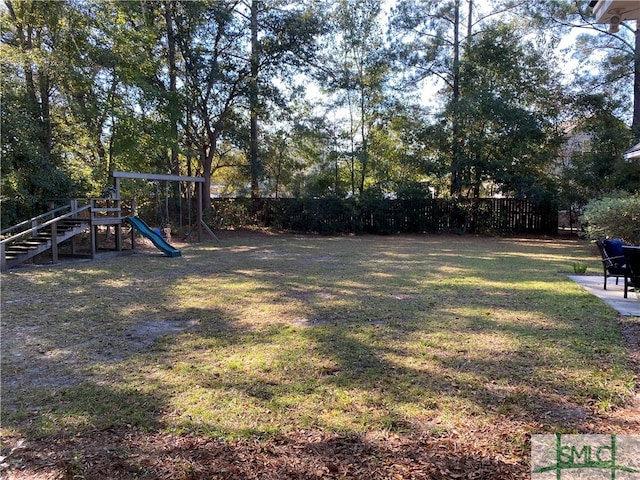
[{"x1": 1, "y1": 232, "x2": 638, "y2": 479}]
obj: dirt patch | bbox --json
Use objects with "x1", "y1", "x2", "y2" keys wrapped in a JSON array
[
  {"x1": 105, "y1": 319, "x2": 201, "y2": 362},
  {"x1": 1, "y1": 319, "x2": 199, "y2": 394}
]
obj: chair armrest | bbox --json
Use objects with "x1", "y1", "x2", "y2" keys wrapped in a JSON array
[{"x1": 601, "y1": 255, "x2": 625, "y2": 263}]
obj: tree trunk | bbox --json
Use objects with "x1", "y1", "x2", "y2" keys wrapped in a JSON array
[
  {"x1": 348, "y1": 90, "x2": 356, "y2": 196},
  {"x1": 38, "y1": 67, "x2": 52, "y2": 165},
  {"x1": 359, "y1": 80, "x2": 368, "y2": 194},
  {"x1": 249, "y1": 0, "x2": 260, "y2": 198},
  {"x1": 202, "y1": 143, "x2": 214, "y2": 212},
  {"x1": 633, "y1": 19, "x2": 640, "y2": 141},
  {"x1": 165, "y1": 2, "x2": 179, "y2": 174},
  {"x1": 164, "y1": 0, "x2": 181, "y2": 218},
  {"x1": 450, "y1": 0, "x2": 462, "y2": 196}
]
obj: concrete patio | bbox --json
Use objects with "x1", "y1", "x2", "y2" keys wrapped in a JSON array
[{"x1": 569, "y1": 275, "x2": 640, "y2": 316}]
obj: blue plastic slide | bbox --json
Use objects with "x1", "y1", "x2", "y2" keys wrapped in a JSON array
[{"x1": 124, "y1": 216, "x2": 181, "y2": 257}]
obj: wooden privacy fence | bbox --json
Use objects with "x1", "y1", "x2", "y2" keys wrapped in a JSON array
[{"x1": 211, "y1": 197, "x2": 558, "y2": 235}]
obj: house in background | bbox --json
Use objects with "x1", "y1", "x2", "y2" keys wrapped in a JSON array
[
  {"x1": 589, "y1": 1, "x2": 640, "y2": 165},
  {"x1": 556, "y1": 122, "x2": 594, "y2": 232},
  {"x1": 589, "y1": 0, "x2": 640, "y2": 33},
  {"x1": 558, "y1": 122, "x2": 593, "y2": 167},
  {"x1": 624, "y1": 142, "x2": 640, "y2": 161}
]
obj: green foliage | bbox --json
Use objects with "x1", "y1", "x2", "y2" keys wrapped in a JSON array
[
  {"x1": 581, "y1": 193, "x2": 640, "y2": 244},
  {"x1": 211, "y1": 197, "x2": 557, "y2": 236},
  {"x1": 572, "y1": 262, "x2": 588, "y2": 274},
  {"x1": 455, "y1": 22, "x2": 564, "y2": 199},
  {"x1": 0, "y1": 0, "x2": 636, "y2": 232},
  {"x1": 395, "y1": 181, "x2": 432, "y2": 201},
  {"x1": 0, "y1": 0, "x2": 87, "y2": 226},
  {"x1": 210, "y1": 198, "x2": 254, "y2": 230},
  {"x1": 558, "y1": 95, "x2": 637, "y2": 208},
  {"x1": 319, "y1": 0, "x2": 391, "y2": 196},
  {"x1": 391, "y1": 1, "x2": 568, "y2": 198}
]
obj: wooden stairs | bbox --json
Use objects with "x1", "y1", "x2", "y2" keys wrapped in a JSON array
[
  {"x1": 0, "y1": 201, "x2": 105, "y2": 272},
  {"x1": 3, "y1": 219, "x2": 90, "y2": 270}
]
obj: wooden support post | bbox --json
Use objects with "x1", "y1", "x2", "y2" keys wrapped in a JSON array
[
  {"x1": 72, "y1": 199, "x2": 79, "y2": 255},
  {"x1": 1, "y1": 242, "x2": 6, "y2": 272},
  {"x1": 201, "y1": 220, "x2": 219, "y2": 242},
  {"x1": 114, "y1": 176, "x2": 121, "y2": 217},
  {"x1": 31, "y1": 219, "x2": 38, "y2": 239},
  {"x1": 116, "y1": 223, "x2": 122, "y2": 251},
  {"x1": 92, "y1": 225, "x2": 99, "y2": 257},
  {"x1": 197, "y1": 182, "x2": 203, "y2": 242},
  {"x1": 91, "y1": 198, "x2": 98, "y2": 258},
  {"x1": 51, "y1": 221, "x2": 58, "y2": 264}
]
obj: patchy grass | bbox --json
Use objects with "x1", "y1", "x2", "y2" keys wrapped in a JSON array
[{"x1": 1, "y1": 233, "x2": 638, "y2": 478}]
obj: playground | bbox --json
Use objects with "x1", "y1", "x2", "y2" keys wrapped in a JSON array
[
  {"x1": 1, "y1": 232, "x2": 639, "y2": 479},
  {"x1": 0, "y1": 172, "x2": 217, "y2": 272}
]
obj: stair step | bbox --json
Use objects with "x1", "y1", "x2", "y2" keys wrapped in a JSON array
[
  {"x1": 11, "y1": 241, "x2": 46, "y2": 247},
  {"x1": 2, "y1": 214, "x2": 92, "y2": 270},
  {"x1": 7, "y1": 246, "x2": 41, "y2": 253},
  {"x1": 37, "y1": 233, "x2": 67, "y2": 239},
  {"x1": 11, "y1": 242, "x2": 38, "y2": 247},
  {"x1": 42, "y1": 227, "x2": 76, "y2": 234},
  {"x1": 24, "y1": 239, "x2": 50, "y2": 245},
  {"x1": 4, "y1": 209, "x2": 91, "y2": 268}
]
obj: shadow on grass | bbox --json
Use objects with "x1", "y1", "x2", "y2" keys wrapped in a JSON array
[
  {"x1": 1, "y1": 426, "x2": 529, "y2": 479},
  {"x1": 1, "y1": 234, "x2": 636, "y2": 478}
]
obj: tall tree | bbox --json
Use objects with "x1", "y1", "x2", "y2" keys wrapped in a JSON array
[
  {"x1": 249, "y1": 0, "x2": 260, "y2": 198},
  {"x1": 166, "y1": 1, "x2": 249, "y2": 211},
  {"x1": 244, "y1": 0, "x2": 325, "y2": 198},
  {"x1": 319, "y1": 0, "x2": 390, "y2": 195},
  {"x1": 164, "y1": 1, "x2": 180, "y2": 177},
  {"x1": 390, "y1": 0, "x2": 546, "y2": 196},
  {"x1": 1, "y1": 0, "x2": 84, "y2": 224},
  {"x1": 528, "y1": 1, "x2": 639, "y2": 141},
  {"x1": 456, "y1": 22, "x2": 564, "y2": 199}
]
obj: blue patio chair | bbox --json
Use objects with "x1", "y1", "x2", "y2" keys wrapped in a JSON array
[
  {"x1": 596, "y1": 239, "x2": 627, "y2": 290},
  {"x1": 622, "y1": 246, "x2": 640, "y2": 299}
]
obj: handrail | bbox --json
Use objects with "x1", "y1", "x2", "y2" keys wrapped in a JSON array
[
  {"x1": 1, "y1": 196, "x2": 133, "y2": 246},
  {"x1": 0, "y1": 205, "x2": 92, "y2": 246},
  {"x1": 0, "y1": 204, "x2": 71, "y2": 236}
]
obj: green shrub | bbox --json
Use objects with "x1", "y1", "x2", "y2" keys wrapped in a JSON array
[
  {"x1": 210, "y1": 198, "x2": 253, "y2": 229},
  {"x1": 572, "y1": 262, "x2": 588, "y2": 274},
  {"x1": 208, "y1": 197, "x2": 557, "y2": 236},
  {"x1": 581, "y1": 194, "x2": 640, "y2": 244}
]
